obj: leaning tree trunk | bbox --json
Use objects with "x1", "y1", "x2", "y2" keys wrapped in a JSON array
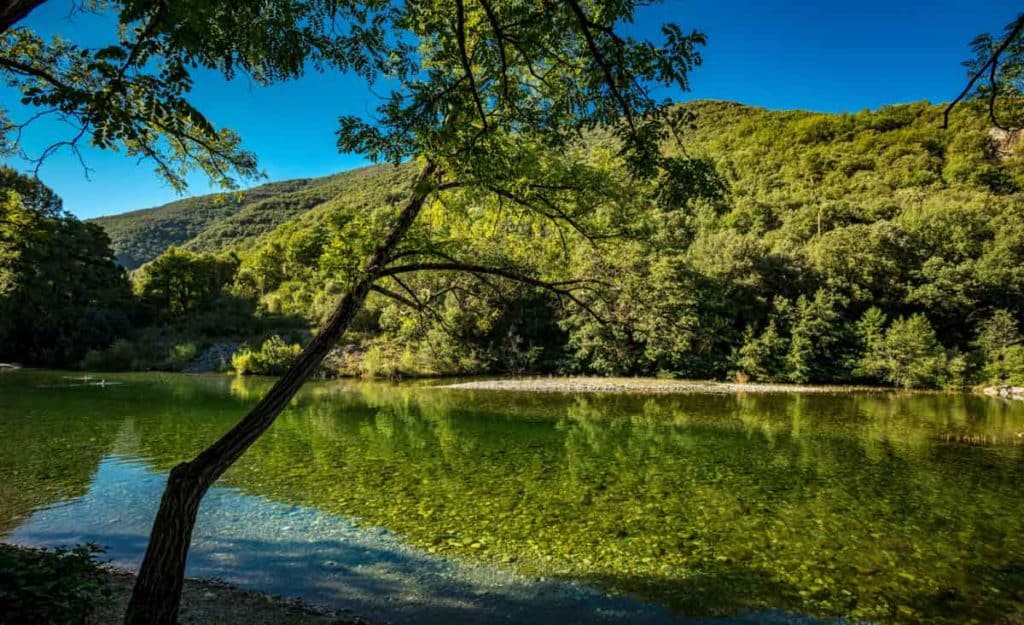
[{"x1": 124, "y1": 161, "x2": 436, "y2": 625}]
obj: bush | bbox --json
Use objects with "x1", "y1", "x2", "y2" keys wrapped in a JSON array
[
  {"x1": 231, "y1": 335, "x2": 303, "y2": 375},
  {"x1": 736, "y1": 321, "x2": 787, "y2": 382},
  {"x1": 0, "y1": 543, "x2": 111, "y2": 625},
  {"x1": 79, "y1": 334, "x2": 170, "y2": 372},
  {"x1": 167, "y1": 342, "x2": 198, "y2": 368},
  {"x1": 356, "y1": 343, "x2": 402, "y2": 379}
]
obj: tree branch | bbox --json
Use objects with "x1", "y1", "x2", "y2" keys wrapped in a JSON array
[
  {"x1": 372, "y1": 280, "x2": 453, "y2": 332},
  {"x1": 115, "y1": 0, "x2": 167, "y2": 84},
  {"x1": 476, "y1": 0, "x2": 511, "y2": 100},
  {"x1": 943, "y1": 13, "x2": 1024, "y2": 129},
  {"x1": 455, "y1": 0, "x2": 488, "y2": 130},
  {"x1": 379, "y1": 261, "x2": 606, "y2": 322},
  {"x1": 0, "y1": 57, "x2": 69, "y2": 90},
  {"x1": 564, "y1": 0, "x2": 637, "y2": 135},
  {"x1": 483, "y1": 183, "x2": 620, "y2": 243},
  {"x1": 0, "y1": 0, "x2": 47, "y2": 34},
  {"x1": 370, "y1": 283, "x2": 418, "y2": 309}
]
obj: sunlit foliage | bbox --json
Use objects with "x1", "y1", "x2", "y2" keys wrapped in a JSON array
[{"x1": 125, "y1": 100, "x2": 1024, "y2": 388}]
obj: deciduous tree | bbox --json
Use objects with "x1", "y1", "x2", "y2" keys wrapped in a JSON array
[
  {"x1": 2, "y1": 2, "x2": 705, "y2": 622},
  {"x1": 118, "y1": 1, "x2": 704, "y2": 620}
]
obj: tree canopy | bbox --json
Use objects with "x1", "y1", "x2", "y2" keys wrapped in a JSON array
[{"x1": 0, "y1": 167, "x2": 131, "y2": 365}]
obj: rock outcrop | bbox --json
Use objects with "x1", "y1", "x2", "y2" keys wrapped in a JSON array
[{"x1": 982, "y1": 385, "x2": 1024, "y2": 401}]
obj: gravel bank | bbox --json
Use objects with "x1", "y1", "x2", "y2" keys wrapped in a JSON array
[
  {"x1": 439, "y1": 377, "x2": 883, "y2": 394},
  {"x1": 97, "y1": 570, "x2": 359, "y2": 625}
]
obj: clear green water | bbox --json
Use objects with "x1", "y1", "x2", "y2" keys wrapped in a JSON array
[{"x1": 1, "y1": 371, "x2": 1023, "y2": 625}]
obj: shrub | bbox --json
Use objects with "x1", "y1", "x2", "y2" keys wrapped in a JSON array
[
  {"x1": 356, "y1": 343, "x2": 402, "y2": 379},
  {"x1": 230, "y1": 349, "x2": 255, "y2": 374},
  {"x1": 231, "y1": 335, "x2": 302, "y2": 375},
  {"x1": 79, "y1": 334, "x2": 169, "y2": 372},
  {"x1": 945, "y1": 352, "x2": 970, "y2": 389},
  {"x1": 167, "y1": 342, "x2": 198, "y2": 368},
  {"x1": 0, "y1": 543, "x2": 111, "y2": 625},
  {"x1": 736, "y1": 321, "x2": 787, "y2": 382}
]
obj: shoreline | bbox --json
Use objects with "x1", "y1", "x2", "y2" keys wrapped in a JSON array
[
  {"x1": 5, "y1": 457, "x2": 697, "y2": 625},
  {"x1": 5, "y1": 368, "x2": 1001, "y2": 397},
  {"x1": 437, "y1": 376, "x2": 895, "y2": 395}
]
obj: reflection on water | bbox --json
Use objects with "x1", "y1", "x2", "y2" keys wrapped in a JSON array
[{"x1": 1, "y1": 371, "x2": 1023, "y2": 625}]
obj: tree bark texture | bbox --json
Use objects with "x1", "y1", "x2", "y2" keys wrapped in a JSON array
[{"x1": 0, "y1": 0, "x2": 47, "y2": 34}]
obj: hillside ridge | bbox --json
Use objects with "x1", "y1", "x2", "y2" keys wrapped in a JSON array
[{"x1": 89, "y1": 164, "x2": 389, "y2": 269}]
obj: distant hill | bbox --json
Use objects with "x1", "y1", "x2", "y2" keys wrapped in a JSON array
[{"x1": 90, "y1": 164, "x2": 405, "y2": 269}]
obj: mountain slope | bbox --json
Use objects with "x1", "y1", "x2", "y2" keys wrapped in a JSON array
[
  {"x1": 94, "y1": 100, "x2": 1023, "y2": 271},
  {"x1": 90, "y1": 164, "x2": 399, "y2": 269}
]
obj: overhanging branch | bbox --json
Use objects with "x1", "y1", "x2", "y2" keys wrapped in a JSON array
[
  {"x1": 370, "y1": 284, "x2": 418, "y2": 309},
  {"x1": 943, "y1": 13, "x2": 1024, "y2": 130},
  {"x1": 378, "y1": 261, "x2": 607, "y2": 323},
  {"x1": 0, "y1": 0, "x2": 47, "y2": 34}
]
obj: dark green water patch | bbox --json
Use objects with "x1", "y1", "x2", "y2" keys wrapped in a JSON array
[{"x1": 2, "y1": 371, "x2": 1023, "y2": 624}]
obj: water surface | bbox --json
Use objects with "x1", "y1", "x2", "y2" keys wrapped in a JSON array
[{"x1": 1, "y1": 371, "x2": 1022, "y2": 624}]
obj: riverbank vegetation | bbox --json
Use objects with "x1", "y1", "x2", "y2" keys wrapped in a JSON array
[
  {"x1": 6, "y1": 100, "x2": 1023, "y2": 389},
  {"x1": 0, "y1": 170, "x2": 133, "y2": 366},
  {"x1": 0, "y1": 543, "x2": 111, "y2": 624}
]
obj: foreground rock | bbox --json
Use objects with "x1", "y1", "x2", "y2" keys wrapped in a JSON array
[{"x1": 440, "y1": 377, "x2": 881, "y2": 394}]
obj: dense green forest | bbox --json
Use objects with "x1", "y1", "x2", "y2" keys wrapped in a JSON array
[
  {"x1": 6, "y1": 100, "x2": 1024, "y2": 388},
  {"x1": 0, "y1": 169, "x2": 132, "y2": 365},
  {"x1": 89, "y1": 166, "x2": 402, "y2": 269}
]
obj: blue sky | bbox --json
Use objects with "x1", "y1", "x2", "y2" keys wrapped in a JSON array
[{"x1": 3, "y1": 0, "x2": 1021, "y2": 219}]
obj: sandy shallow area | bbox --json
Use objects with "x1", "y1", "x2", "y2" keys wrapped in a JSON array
[{"x1": 439, "y1": 377, "x2": 885, "y2": 394}]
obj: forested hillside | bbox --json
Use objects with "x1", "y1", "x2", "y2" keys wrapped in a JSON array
[
  {"x1": 90, "y1": 165, "x2": 396, "y2": 269},
  {"x1": 86, "y1": 100, "x2": 1024, "y2": 387}
]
